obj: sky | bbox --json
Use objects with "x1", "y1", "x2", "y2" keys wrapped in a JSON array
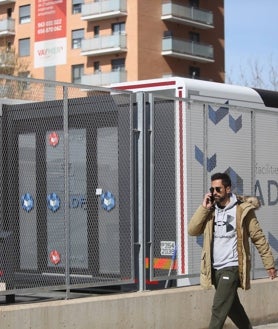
[{"x1": 224, "y1": 0, "x2": 278, "y2": 88}]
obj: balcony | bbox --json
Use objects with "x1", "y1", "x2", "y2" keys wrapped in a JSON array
[
  {"x1": 81, "y1": 34, "x2": 127, "y2": 56},
  {"x1": 162, "y1": 36, "x2": 214, "y2": 63},
  {"x1": 0, "y1": 0, "x2": 16, "y2": 4},
  {"x1": 161, "y1": 2, "x2": 213, "y2": 29},
  {"x1": 81, "y1": 70, "x2": 127, "y2": 86},
  {"x1": 81, "y1": 0, "x2": 127, "y2": 21},
  {"x1": 0, "y1": 18, "x2": 15, "y2": 37}
]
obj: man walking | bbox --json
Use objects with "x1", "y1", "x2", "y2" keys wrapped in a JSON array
[{"x1": 188, "y1": 172, "x2": 277, "y2": 329}]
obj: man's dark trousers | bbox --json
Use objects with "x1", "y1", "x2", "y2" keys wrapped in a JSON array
[{"x1": 208, "y1": 266, "x2": 252, "y2": 329}]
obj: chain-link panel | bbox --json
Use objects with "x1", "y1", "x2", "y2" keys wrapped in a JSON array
[
  {"x1": 148, "y1": 97, "x2": 177, "y2": 283},
  {"x1": 148, "y1": 94, "x2": 278, "y2": 287},
  {"x1": 0, "y1": 75, "x2": 135, "y2": 295},
  {"x1": 252, "y1": 109, "x2": 278, "y2": 278},
  {"x1": 0, "y1": 74, "x2": 115, "y2": 102},
  {"x1": 65, "y1": 93, "x2": 134, "y2": 288}
]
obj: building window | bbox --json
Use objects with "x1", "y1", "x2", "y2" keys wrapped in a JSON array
[
  {"x1": 19, "y1": 38, "x2": 30, "y2": 57},
  {"x1": 19, "y1": 5, "x2": 31, "y2": 24},
  {"x1": 72, "y1": 64, "x2": 84, "y2": 84},
  {"x1": 72, "y1": 0, "x2": 83, "y2": 14},
  {"x1": 7, "y1": 8, "x2": 12, "y2": 18},
  {"x1": 112, "y1": 22, "x2": 125, "y2": 35},
  {"x1": 163, "y1": 31, "x2": 173, "y2": 38},
  {"x1": 7, "y1": 41, "x2": 12, "y2": 51},
  {"x1": 189, "y1": 0, "x2": 199, "y2": 8},
  {"x1": 111, "y1": 58, "x2": 125, "y2": 71},
  {"x1": 94, "y1": 61, "x2": 100, "y2": 72},
  {"x1": 94, "y1": 26, "x2": 100, "y2": 37},
  {"x1": 189, "y1": 66, "x2": 200, "y2": 79},
  {"x1": 72, "y1": 29, "x2": 84, "y2": 49},
  {"x1": 189, "y1": 32, "x2": 200, "y2": 42}
]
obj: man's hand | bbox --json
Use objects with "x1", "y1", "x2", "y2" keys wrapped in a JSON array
[
  {"x1": 267, "y1": 268, "x2": 277, "y2": 280},
  {"x1": 202, "y1": 192, "x2": 214, "y2": 210}
]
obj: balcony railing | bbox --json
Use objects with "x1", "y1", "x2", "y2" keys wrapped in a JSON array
[
  {"x1": 161, "y1": 2, "x2": 213, "y2": 29},
  {"x1": 81, "y1": 34, "x2": 127, "y2": 56},
  {"x1": 0, "y1": 18, "x2": 15, "y2": 36},
  {"x1": 81, "y1": 70, "x2": 127, "y2": 86},
  {"x1": 162, "y1": 37, "x2": 214, "y2": 63},
  {"x1": 81, "y1": 0, "x2": 127, "y2": 21}
]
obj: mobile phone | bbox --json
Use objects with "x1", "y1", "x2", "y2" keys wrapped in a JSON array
[{"x1": 209, "y1": 187, "x2": 214, "y2": 203}]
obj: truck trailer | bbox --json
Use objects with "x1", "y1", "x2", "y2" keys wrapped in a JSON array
[{"x1": 111, "y1": 77, "x2": 278, "y2": 286}]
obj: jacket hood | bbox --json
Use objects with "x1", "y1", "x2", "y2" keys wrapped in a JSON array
[
  {"x1": 236, "y1": 195, "x2": 261, "y2": 209},
  {"x1": 215, "y1": 193, "x2": 238, "y2": 211}
]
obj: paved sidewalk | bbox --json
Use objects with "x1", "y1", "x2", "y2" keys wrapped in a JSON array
[{"x1": 254, "y1": 324, "x2": 278, "y2": 329}]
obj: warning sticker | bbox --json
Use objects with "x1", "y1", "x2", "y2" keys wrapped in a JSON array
[
  {"x1": 0, "y1": 282, "x2": 6, "y2": 291},
  {"x1": 160, "y1": 241, "x2": 175, "y2": 256}
]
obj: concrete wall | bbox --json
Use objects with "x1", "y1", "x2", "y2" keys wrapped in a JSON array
[{"x1": 0, "y1": 278, "x2": 278, "y2": 329}]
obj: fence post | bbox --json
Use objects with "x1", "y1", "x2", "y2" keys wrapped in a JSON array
[
  {"x1": 63, "y1": 85, "x2": 70, "y2": 298},
  {"x1": 136, "y1": 92, "x2": 146, "y2": 291}
]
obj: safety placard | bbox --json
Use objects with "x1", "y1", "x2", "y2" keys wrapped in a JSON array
[{"x1": 160, "y1": 241, "x2": 175, "y2": 256}]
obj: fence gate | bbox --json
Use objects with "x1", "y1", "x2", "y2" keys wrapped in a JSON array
[{"x1": 1, "y1": 93, "x2": 134, "y2": 292}]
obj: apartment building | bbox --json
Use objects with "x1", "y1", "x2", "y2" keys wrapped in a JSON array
[{"x1": 0, "y1": 0, "x2": 224, "y2": 86}]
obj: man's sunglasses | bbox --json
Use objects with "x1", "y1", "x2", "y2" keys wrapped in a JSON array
[{"x1": 210, "y1": 187, "x2": 222, "y2": 193}]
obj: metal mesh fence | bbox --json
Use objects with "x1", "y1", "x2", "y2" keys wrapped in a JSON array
[
  {"x1": 0, "y1": 75, "x2": 278, "y2": 298},
  {"x1": 147, "y1": 98, "x2": 177, "y2": 283},
  {"x1": 148, "y1": 95, "x2": 278, "y2": 286},
  {"x1": 0, "y1": 74, "x2": 108, "y2": 102},
  {"x1": 0, "y1": 75, "x2": 135, "y2": 295}
]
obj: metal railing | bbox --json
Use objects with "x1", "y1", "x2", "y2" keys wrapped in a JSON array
[
  {"x1": 81, "y1": 0, "x2": 127, "y2": 21},
  {"x1": 81, "y1": 34, "x2": 127, "y2": 55},
  {"x1": 162, "y1": 2, "x2": 213, "y2": 27},
  {"x1": 162, "y1": 36, "x2": 214, "y2": 62}
]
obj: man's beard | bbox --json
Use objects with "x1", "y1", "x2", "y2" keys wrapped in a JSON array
[{"x1": 215, "y1": 195, "x2": 228, "y2": 205}]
